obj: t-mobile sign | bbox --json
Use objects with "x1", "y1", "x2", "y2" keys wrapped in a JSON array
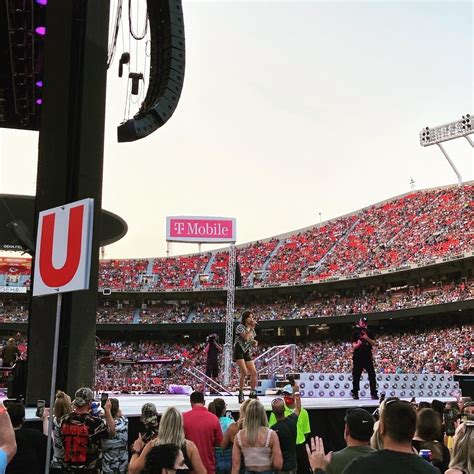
[{"x1": 166, "y1": 216, "x2": 236, "y2": 243}]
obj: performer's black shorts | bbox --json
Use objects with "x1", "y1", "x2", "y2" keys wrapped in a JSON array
[
  {"x1": 233, "y1": 344, "x2": 252, "y2": 362},
  {"x1": 206, "y1": 363, "x2": 219, "y2": 378}
]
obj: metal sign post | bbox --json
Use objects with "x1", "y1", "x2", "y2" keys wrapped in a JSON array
[
  {"x1": 44, "y1": 293, "x2": 62, "y2": 474},
  {"x1": 33, "y1": 199, "x2": 94, "y2": 474}
]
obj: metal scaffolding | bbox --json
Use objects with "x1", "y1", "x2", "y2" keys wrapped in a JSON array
[{"x1": 223, "y1": 244, "x2": 236, "y2": 386}]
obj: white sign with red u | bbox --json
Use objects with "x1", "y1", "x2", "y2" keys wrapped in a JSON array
[{"x1": 33, "y1": 199, "x2": 94, "y2": 296}]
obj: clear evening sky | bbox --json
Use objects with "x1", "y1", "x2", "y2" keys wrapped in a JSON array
[{"x1": 0, "y1": 1, "x2": 472, "y2": 259}]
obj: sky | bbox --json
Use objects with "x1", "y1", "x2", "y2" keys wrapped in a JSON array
[{"x1": 0, "y1": 0, "x2": 472, "y2": 259}]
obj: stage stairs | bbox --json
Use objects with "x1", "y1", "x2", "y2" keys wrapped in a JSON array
[{"x1": 181, "y1": 365, "x2": 233, "y2": 396}]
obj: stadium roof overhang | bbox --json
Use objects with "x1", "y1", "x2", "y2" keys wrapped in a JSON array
[{"x1": 0, "y1": 194, "x2": 127, "y2": 251}]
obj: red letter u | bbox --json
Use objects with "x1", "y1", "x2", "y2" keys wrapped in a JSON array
[{"x1": 39, "y1": 205, "x2": 84, "y2": 287}]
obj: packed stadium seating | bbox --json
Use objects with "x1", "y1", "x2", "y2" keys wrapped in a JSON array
[
  {"x1": 149, "y1": 253, "x2": 211, "y2": 290},
  {"x1": 93, "y1": 323, "x2": 473, "y2": 392},
  {"x1": 1, "y1": 184, "x2": 472, "y2": 293},
  {"x1": 1, "y1": 278, "x2": 471, "y2": 324},
  {"x1": 138, "y1": 303, "x2": 190, "y2": 323},
  {"x1": 98, "y1": 183, "x2": 474, "y2": 289},
  {"x1": 98, "y1": 258, "x2": 149, "y2": 291}
]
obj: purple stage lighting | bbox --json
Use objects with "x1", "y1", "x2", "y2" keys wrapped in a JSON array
[
  {"x1": 36, "y1": 99, "x2": 42, "y2": 105},
  {"x1": 36, "y1": 81, "x2": 43, "y2": 87},
  {"x1": 35, "y1": 26, "x2": 46, "y2": 36},
  {"x1": 36, "y1": 0, "x2": 48, "y2": 4}
]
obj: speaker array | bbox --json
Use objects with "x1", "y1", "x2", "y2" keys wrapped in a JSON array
[{"x1": 117, "y1": 0, "x2": 185, "y2": 142}]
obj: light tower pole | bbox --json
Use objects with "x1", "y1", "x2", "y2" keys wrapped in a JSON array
[{"x1": 419, "y1": 113, "x2": 473, "y2": 185}]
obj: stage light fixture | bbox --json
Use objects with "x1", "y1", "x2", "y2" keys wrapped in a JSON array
[
  {"x1": 35, "y1": 81, "x2": 43, "y2": 87},
  {"x1": 36, "y1": 98, "x2": 42, "y2": 104},
  {"x1": 35, "y1": 26, "x2": 46, "y2": 35},
  {"x1": 36, "y1": 0, "x2": 47, "y2": 4}
]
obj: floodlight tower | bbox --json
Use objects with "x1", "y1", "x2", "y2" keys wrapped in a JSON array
[{"x1": 419, "y1": 113, "x2": 473, "y2": 185}]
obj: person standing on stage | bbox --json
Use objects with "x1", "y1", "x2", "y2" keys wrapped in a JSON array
[
  {"x1": 205, "y1": 333, "x2": 223, "y2": 393},
  {"x1": 1, "y1": 338, "x2": 21, "y2": 367},
  {"x1": 351, "y1": 317, "x2": 378, "y2": 400},
  {"x1": 233, "y1": 310, "x2": 258, "y2": 404}
]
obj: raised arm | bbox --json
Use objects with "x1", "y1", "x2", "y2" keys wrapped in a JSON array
[
  {"x1": 0, "y1": 402, "x2": 17, "y2": 464},
  {"x1": 103, "y1": 399, "x2": 116, "y2": 437},
  {"x1": 360, "y1": 332, "x2": 376, "y2": 347},
  {"x1": 292, "y1": 379, "x2": 302, "y2": 417}
]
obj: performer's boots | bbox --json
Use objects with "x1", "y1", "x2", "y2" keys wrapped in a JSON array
[
  {"x1": 350, "y1": 390, "x2": 359, "y2": 400},
  {"x1": 371, "y1": 392, "x2": 379, "y2": 400},
  {"x1": 238, "y1": 391, "x2": 245, "y2": 404},
  {"x1": 249, "y1": 390, "x2": 257, "y2": 399}
]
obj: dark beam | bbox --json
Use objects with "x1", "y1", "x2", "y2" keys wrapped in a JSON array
[{"x1": 26, "y1": 0, "x2": 110, "y2": 404}]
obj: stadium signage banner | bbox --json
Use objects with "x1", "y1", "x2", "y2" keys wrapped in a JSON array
[
  {"x1": 33, "y1": 199, "x2": 94, "y2": 296},
  {"x1": 166, "y1": 216, "x2": 236, "y2": 243},
  {"x1": 0, "y1": 286, "x2": 27, "y2": 294}
]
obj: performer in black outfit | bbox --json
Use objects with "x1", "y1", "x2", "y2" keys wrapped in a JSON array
[
  {"x1": 233, "y1": 310, "x2": 258, "y2": 403},
  {"x1": 351, "y1": 317, "x2": 378, "y2": 400},
  {"x1": 204, "y1": 333, "x2": 222, "y2": 393}
]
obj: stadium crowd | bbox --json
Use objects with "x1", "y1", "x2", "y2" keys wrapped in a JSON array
[
  {"x1": 1, "y1": 382, "x2": 473, "y2": 473},
  {"x1": 92, "y1": 324, "x2": 473, "y2": 394},
  {"x1": 58, "y1": 184, "x2": 473, "y2": 292},
  {"x1": 0, "y1": 278, "x2": 471, "y2": 324}
]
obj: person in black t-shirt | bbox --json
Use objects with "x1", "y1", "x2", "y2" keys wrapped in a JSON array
[
  {"x1": 344, "y1": 400, "x2": 439, "y2": 474},
  {"x1": 1, "y1": 339, "x2": 21, "y2": 367},
  {"x1": 204, "y1": 334, "x2": 223, "y2": 393},
  {"x1": 350, "y1": 317, "x2": 377, "y2": 400},
  {"x1": 59, "y1": 387, "x2": 116, "y2": 473},
  {"x1": 271, "y1": 378, "x2": 301, "y2": 474},
  {"x1": 6, "y1": 402, "x2": 47, "y2": 474}
]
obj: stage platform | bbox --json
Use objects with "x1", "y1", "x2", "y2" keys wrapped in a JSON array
[{"x1": 15, "y1": 393, "x2": 455, "y2": 421}]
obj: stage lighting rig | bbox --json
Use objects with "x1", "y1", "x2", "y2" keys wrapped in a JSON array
[
  {"x1": 0, "y1": 0, "x2": 45, "y2": 130},
  {"x1": 419, "y1": 113, "x2": 473, "y2": 185}
]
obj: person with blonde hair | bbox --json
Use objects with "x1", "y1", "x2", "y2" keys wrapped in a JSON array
[
  {"x1": 129, "y1": 406, "x2": 206, "y2": 474},
  {"x1": 42, "y1": 390, "x2": 73, "y2": 473},
  {"x1": 445, "y1": 419, "x2": 474, "y2": 474},
  {"x1": 222, "y1": 399, "x2": 251, "y2": 449},
  {"x1": 232, "y1": 400, "x2": 283, "y2": 474}
]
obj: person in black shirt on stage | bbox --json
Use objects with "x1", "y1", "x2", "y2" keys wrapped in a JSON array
[
  {"x1": 204, "y1": 334, "x2": 222, "y2": 393},
  {"x1": 351, "y1": 317, "x2": 378, "y2": 400}
]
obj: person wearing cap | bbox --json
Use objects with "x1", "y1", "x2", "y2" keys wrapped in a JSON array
[
  {"x1": 59, "y1": 387, "x2": 116, "y2": 473},
  {"x1": 344, "y1": 400, "x2": 439, "y2": 474},
  {"x1": 269, "y1": 382, "x2": 311, "y2": 474},
  {"x1": 324, "y1": 409, "x2": 375, "y2": 474},
  {"x1": 270, "y1": 378, "x2": 302, "y2": 474},
  {"x1": 350, "y1": 317, "x2": 378, "y2": 400}
]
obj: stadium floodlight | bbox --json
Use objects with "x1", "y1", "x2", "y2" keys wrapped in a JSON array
[{"x1": 419, "y1": 113, "x2": 473, "y2": 185}]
